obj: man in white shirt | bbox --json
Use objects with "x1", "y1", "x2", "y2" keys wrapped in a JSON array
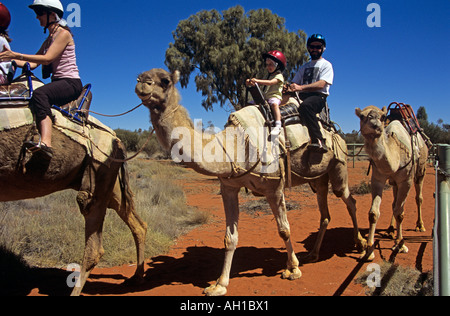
[{"x1": 290, "y1": 34, "x2": 334, "y2": 153}]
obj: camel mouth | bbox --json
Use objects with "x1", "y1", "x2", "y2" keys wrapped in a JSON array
[
  {"x1": 361, "y1": 128, "x2": 382, "y2": 140},
  {"x1": 136, "y1": 91, "x2": 154, "y2": 104}
]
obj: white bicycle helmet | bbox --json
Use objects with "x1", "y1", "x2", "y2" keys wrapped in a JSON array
[{"x1": 29, "y1": 0, "x2": 64, "y2": 18}]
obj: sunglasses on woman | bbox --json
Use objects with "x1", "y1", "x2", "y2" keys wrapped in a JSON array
[{"x1": 33, "y1": 8, "x2": 48, "y2": 16}]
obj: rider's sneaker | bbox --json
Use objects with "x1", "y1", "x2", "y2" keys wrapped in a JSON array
[{"x1": 24, "y1": 141, "x2": 54, "y2": 160}]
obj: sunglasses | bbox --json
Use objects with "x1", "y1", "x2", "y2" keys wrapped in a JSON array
[
  {"x1": 33, "y1": 8, "x2": 48, "y2": 16},
  {"x1": 308, "y1": 45, "x2": 323, "y2": 50}
]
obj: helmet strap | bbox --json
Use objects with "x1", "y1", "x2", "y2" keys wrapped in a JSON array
[{"x1": 44, "y1": 12, "x2": 59, "y2": 34}]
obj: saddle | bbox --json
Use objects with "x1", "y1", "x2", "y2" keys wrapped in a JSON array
[
  {"x1": 0, "y1": 82, "x2": 30, "y2": 108},
  {"x1": 0, "y1": 63, "x2": 92, "y2": 124},
  {"x1": 386, "y1": 102, "x2": 432, "y2": 148}
]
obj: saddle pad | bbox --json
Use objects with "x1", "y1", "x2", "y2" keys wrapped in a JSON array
[
  {"x1": 0, "y1": 107, "x2": 118, "y2": 165},
  {"x1": 228, "y1": 105, "x2": 310, "y2": 151},
  {"x1": 228, "y1": 105, "x2": 348, "y2": 164}
]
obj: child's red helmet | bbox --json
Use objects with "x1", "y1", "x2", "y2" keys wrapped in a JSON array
[
  {"x1": 0, "y1": 2, "x2": 11, "y2": 31},
  {"x1": 263, "y1": 50, "x2": 287, "y2": 71}
]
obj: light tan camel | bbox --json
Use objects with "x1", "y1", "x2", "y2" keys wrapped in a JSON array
[
  {"x1": 355, "y1": 105, "x2": 428, "y2": 261},
  {"x1": 135, "y1": 68, "x2": 366, "y2": 296},
  {"x1": 0, "y1": 79, "x2": 147, "y2": 296}
]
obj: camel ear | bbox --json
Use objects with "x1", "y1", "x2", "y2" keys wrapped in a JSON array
[
  {"x1": 172, "y1": 70, "x2": 180, "y2": 85},
  {"x1": 381, "y1": 106, "x2": 387, "y2": 115},
  {"x1": 355, "y1": 108, "x2": 362, "y2": 118}
]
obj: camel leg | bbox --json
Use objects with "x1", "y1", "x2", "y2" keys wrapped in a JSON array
[
  {"x1": 71, "y1": 197, "x2": 108, "y2": 296},
  {"x1": 204, "y1": 182, "x2": 240, "y2": 296},
  {"x1": 303, "y1": 176, "x2": 330, "y2": 263},
  {"x1": 387, "y1": 184, "x2": 398, "y2": 239},
  {"x1": 329, "y1": 162, "x2": 366, "y2": 253},
  {"x1": 340, "y1": 188, "x2": 366, "y2": 253},
  {"x1": 392, "y1": 181, "x2": 411, "y2": 254},
  {"x1": 109, "y1": 179, "x2": 148, "y2": 284},
  {"x1": 265, "y1": 189, "x2": 301, "y2": 280},
  {"x1": 414, "y1": 175, "x2": 426, "y2": 232},
  {"x1": 360, "y1": 174, "x2": 386, "y2": 261}
]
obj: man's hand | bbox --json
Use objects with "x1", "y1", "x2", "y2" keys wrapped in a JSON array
[{"x1": 289, "y1": 83, "x2": 302, "y2": 92}]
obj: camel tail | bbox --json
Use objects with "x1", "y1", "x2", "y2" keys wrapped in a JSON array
[{"x1": 119, "y1": 162, "x2": 136, "y2": 214}]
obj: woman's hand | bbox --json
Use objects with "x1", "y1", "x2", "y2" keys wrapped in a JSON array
[{"x1": 0, "y1": 45, "x2": 17, "y2": 62}]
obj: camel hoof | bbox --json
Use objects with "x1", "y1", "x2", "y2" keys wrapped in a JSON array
[
  {"x1": 281, "y1": 268, "x2": 302, "y2": 280},
  {"x1": 356, "y1": 238, "x2": 368, "y2": 253},
  {"x1": 204, "y1": 284, "x2": 227, "y2": 296},
  {"x1": 415, "y1": 224, "x2": 426, "y2": 232},
  {"x1": 386, "y1": 227, "x2": 395, "y2": 239},
  {"x1": 359, "y1": 250, "x2": 375, "y2": 262},
  {"x1": 392, "y1": 244, "x2": 409, "y2": 254}
]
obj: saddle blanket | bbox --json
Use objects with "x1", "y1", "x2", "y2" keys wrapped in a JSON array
[
  {"x1": 386, "y1": 120, "x2": 426, "y2": 160},
  {"x1": 0, "y1": 107, "x2": 118, "y2": 165},
  {"x1": 228, "y1": 105, "x2": 347, "y2": 164}
]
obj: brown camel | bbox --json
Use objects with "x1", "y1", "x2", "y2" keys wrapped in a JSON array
[
  {"x1": 0, "y1": 78, "x2": 147, "y2": 296},
  {"x1": 135, "y1": 68, "x2": 366, "y2": 296},
  {"x1": 355, "y1": 105, "x2": 428, "y2": 261}
]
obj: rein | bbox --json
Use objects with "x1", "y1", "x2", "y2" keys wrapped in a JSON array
[{"x1": 74, "y1": 101, "x2": 153, "y2": 163}]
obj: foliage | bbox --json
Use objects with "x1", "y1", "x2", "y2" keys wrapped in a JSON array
[
  {"x1": 165, "y1": 5, "x2": 307, "y2": 111},
  {"x1": 417, "y1": 106, "x2": 450, "y2": 144},
  {"x1": 340, "y1": 130, "x2": 365, "y2": 144},
  {"x1": 115, "y1": 128, "x2": 168, "y2": 158}
]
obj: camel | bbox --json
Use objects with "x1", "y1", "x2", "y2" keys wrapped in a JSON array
[
  {"x1": 135, "y1": 68, "x2": 366, "y2": 296},
  {"x1": 0, "y1": 77, "x2": 147, "y2": 296},
  {"x1": 355, "y1": 105, "x2": 428, "y2": 261}
]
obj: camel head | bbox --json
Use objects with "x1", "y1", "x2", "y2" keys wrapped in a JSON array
[
  {"x1": 355, "y1": 105, "x2": 388, "y2": 139},
  {"x1": 135, "y1": 68, "x2": 180, "y2": 115}
]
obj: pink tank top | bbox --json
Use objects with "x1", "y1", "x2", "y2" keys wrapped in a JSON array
[{"x1": 52, "y1": 43, "x2": 80, "y2": 80}]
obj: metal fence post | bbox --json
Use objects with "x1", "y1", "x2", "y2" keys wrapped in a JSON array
[{"x1": 435, "y1": 144, "x2": 450, "y2": 296}]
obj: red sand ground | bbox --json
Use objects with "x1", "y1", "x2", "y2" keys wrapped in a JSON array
[
  {"x1": 27, "y1": 161, "x2": 435, "y2": 296},
  {"x1": 79, "y1": 160, "x2": 435, "y2": 296}
]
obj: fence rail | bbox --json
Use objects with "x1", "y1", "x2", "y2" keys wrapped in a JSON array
[
  {"x1": 434, "y1": 144, "x2": 450, "y2": 296},
  {"x1": 346, "y1": 143, "x2": 368, "y2": 168}
]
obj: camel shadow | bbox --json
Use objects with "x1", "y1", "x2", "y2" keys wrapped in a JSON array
[
  {"x1": 1, "y1": 245, "x2": 287, "y2": 296},
  {"x1": 297, "y1": 227, "x2": 361, "y2": 264},
  {"x1": 82, "y1": 246, "x2": 287, "y2": 295},
  {"x1": 0, "y1": 246, "x2": 72, "y2": 296}
]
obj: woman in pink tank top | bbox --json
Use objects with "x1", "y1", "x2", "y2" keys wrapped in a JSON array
[{"x1": 0, "y1": 0, "x2": 82, "y2": 160}]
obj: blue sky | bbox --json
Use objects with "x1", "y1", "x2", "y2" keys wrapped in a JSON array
[{"x1": 3, "y1": 0, "x2": 449, "y2": 133}]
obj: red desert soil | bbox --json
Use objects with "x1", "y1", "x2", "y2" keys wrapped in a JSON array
[{"x1": 33, "y1": 161, "x2": 437, "y2": 296}]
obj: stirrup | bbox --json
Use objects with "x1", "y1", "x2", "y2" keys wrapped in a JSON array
[{"x1": 23, "y1": 140, "x2": 54, "y2": 159}]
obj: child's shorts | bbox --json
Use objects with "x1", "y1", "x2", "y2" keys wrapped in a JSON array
[{"x1": 267, "y1": 97, "x2": 281, "y2": 107}]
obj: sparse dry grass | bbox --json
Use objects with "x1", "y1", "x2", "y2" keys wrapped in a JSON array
[
  {"x1": 355, "y1": 261, "x2": 434, "y2": 296},
  {"x1": 0, "y1": 159, "x2": 209, "y2": 270}
]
